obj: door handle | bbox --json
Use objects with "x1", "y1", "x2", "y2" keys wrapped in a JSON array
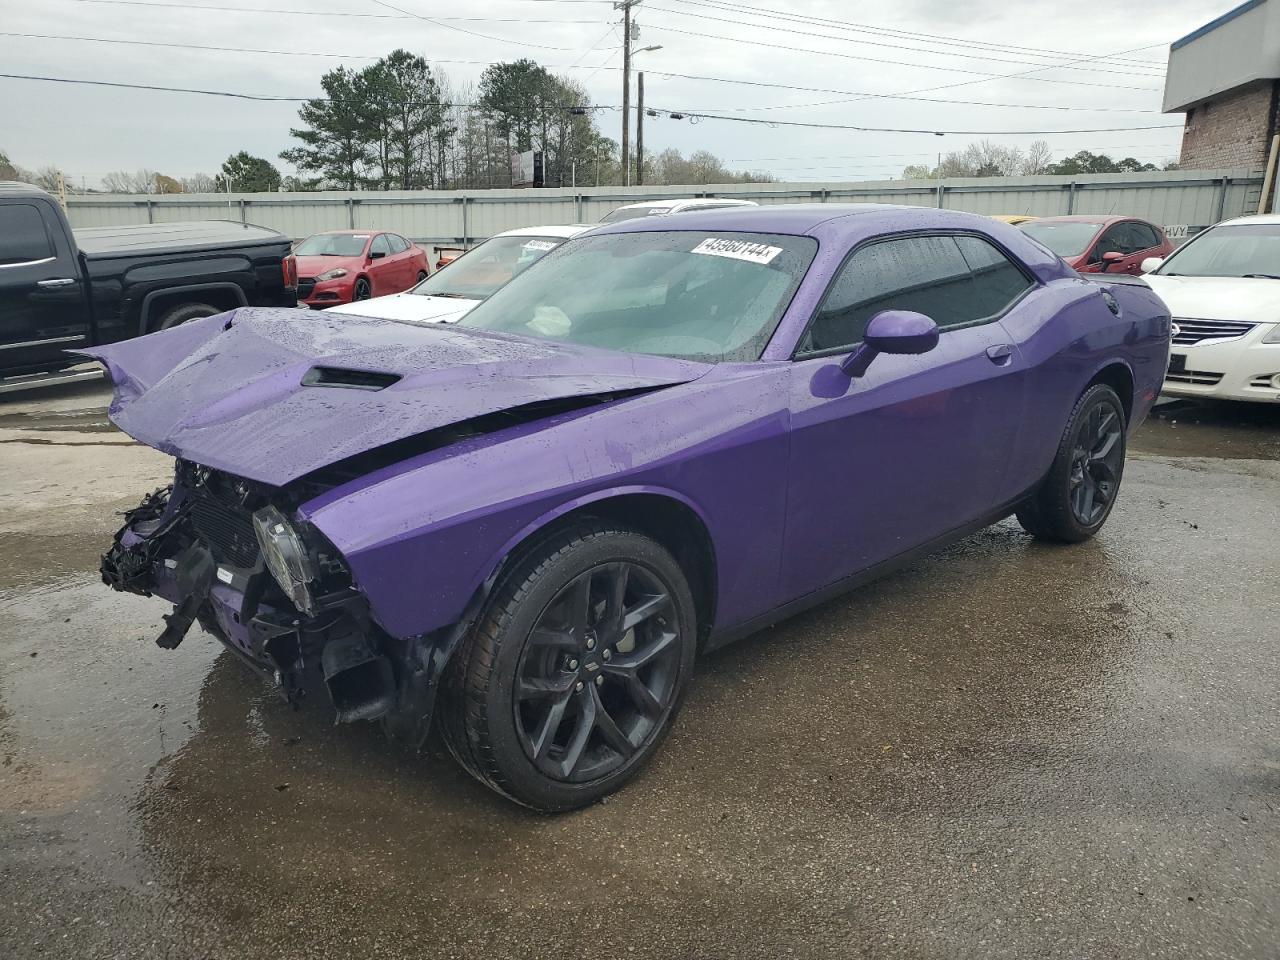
[
  {"x1": 986, "y1": 344, "x2": 1014, "y2": 365},
  {"x1": 37, "y1": 278, "x2": 77, "y2": 289}
]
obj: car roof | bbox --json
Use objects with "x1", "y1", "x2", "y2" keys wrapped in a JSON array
[
  {"x1": 1220, "y1": 213, "x2": 1280, "y2": 226},
  {"x1": 590, "y1": 202, "x2": 1001, "y2": 238},
  {"x1": 610, "y1": 198, "x2": 758, "y2": 212},
  {"x1": 494, "y1": 223, "x2": 595, "y2": 239},
  {"x1": 1025, "y1": 215, "x2": 1134, "y2": 226}
]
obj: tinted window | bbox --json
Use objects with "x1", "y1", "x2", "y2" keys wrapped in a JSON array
[
  {"x1": 1126, "y1": 221, "x2": 1160, "y2": 251},
  {"x1": 802, "y1": 235, "x2": 1025, "y2": 354},
  {"x1": 0, "y1": 203, "x2": 54, "y2": 265},
  {"x1": 954, "y1": 235, "x2": 1033, "y2": 317},
  {"x1": 370, "y1": 234, "x2": 392, "y2": 256},
  {"x1": 388, "y1": 234, "x2": 409, "y2": 254}
]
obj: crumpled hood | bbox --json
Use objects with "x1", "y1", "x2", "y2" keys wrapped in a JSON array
[
  {"x1": 323, "y1": 293, "x2": 478, "y2": 324},
  {"x1": 76, "y1": 306, "x2": 709, "y2": 486},
  {"x1": 1141, "y1": 274, "x2": 1280, "y2": 324}
]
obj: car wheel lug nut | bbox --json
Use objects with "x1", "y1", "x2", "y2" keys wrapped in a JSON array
[
  {"x1": 568, "y1": 659, "x2": 578, "y2": 670},
  {"x1": 595, "y1": 675, "x2": 603, "y2": 686},
  {"x1": 586, "y1": 638, "x2": 596, "y2": 650},
  {"x1": 575, "y1": 680, "x2": 584, "y2": 692},
  {"x1": 602, "y1": 649, "x2": 611, "y2": 661}
]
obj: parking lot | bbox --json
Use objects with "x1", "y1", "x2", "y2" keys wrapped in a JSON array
[{"x1": 0, "y1": 381, "x2": 1275, "y2": 958}]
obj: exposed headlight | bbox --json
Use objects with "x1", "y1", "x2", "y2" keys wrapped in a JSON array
[
  {"x1": 1263, "y1": 324, "x2": 1280, "y2": 344},
  {"x1": 252, "y1": 506, "x2": 317, "y2": 615},
  {"x1": 316, "y1": 268, "x2": 349, "y2": 281}
]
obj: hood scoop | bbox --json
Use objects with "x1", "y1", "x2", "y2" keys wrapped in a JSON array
[{"x1": 301, "y1": 366, "x2": 402, "y2": 391}]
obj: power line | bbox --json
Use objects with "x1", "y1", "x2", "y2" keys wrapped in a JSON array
[
  {"x1": 48, "y1": 0, "x2": 603, "y2": 21},
  {"x1": 363, "y1": 0, "x2": 605, "y2": 52},
  {"x1": 643, "y1": 24, "x2": 1161, "y2": 92},
  {"x1": 1, "y1": 31, "x2": 1161, "y2": 116},
  {"x1": 665, "y1": 0, "x2": 1166, "y2": 69},
  {"x1": 641, "y1": 5, "x2": 1163, "y2": 78},
  {"x1": 648, "y1": 106, "x2": 1182, "y2": 136}
]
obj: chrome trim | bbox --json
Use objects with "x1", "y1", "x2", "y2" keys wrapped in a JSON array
[
  {"x1": 0, "y1": 256, "x2": 57, "y2": 270},
  {"x1": 0, "y1": 334, "x2": 85, "y2": 351},
  {"x1": 36, "y1": 277, "x2": 77, "y2": 289}
]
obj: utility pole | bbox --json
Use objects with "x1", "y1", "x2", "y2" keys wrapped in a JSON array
[
  {"x1": 636, "y1": 72, "x2": 645, "y2": 186},
  {"x1": 617, "y1": 0, "x2": 637, "y2": 186}
]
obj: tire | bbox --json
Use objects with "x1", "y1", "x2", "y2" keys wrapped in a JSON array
[
  {"x1": 352, "y1": 277, "x2": 372, "y2": 301},
  {"x1": 416, "y1": 270, "x2": 428, "y2": 284},
  {"x1": 154, "y1": 302, "x2": 220, "y2": 331},
  {"x1": 1017, "y1": 383, "x2": 1126, "y2": 543},
  {"x1": 439, "y1": 524, "x2": 698, "y2": 812}
]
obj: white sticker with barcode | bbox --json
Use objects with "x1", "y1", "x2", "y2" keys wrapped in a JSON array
[
  {"x1": 216, "y1": 567, "x2": 234, "y2": 585},
  {"x1": 691, "y1": 237, "x2": 782, "y2": 265},
  {"x1": 522, "y1": 239, "x2": 557, "y2": 252}
]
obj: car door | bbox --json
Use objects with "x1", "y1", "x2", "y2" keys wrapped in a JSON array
[
  {"x1": 367, "y1": 233, "x2": 395, "y2": 295},
  {"x1": 782, "y1": 233, "x2": 1033, "y2": 598},
  {"x1": 0, "y1": 197, "x2": 90, "y2": 373},
  {"x1": 391, "y1": 234, "x2": 417, "y2": 289},
  {"x1": 1120, "y1": 221, "x2": 1163, "y2": 274}
]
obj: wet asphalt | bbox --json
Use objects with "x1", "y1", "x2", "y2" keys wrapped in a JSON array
[{"x1": 1, "y1": 381, "x2": 1278, "y2": 960}]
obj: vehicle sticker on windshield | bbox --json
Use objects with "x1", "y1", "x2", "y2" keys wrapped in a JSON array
[
  {"x1": 691, "y1": 237, "x2": 783, "y2": 265},
  {"x1": 522, "y1": 239, "x2": 558, "y2": 252}
]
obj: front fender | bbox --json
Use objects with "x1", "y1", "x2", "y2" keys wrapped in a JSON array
[{"x1": 299, "y1": 364, "x2": 792, "y2": 640}]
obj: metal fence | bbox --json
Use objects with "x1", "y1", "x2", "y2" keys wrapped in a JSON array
[{"x1": 64, "y1": 169, "x2": 1265, "y2": 250}]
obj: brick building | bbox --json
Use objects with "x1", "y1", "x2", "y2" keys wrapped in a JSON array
[{"x1": 1164, "y1": 0, "x2": 1280, "y2": 169}]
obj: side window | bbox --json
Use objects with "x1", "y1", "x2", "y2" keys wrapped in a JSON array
[
  {"x1": 370, "y1": 234, "x2": 392, "y2": 257},
  {"x1": 1128, "y1": 222, "x2": 1159, "y2": 251},
  {"x1": 0, "y1": 203, "x2": 55, "y2": 266},
  {"x1": 953, "y1": 236, "x2": 1033, "y2": 318},
  {"x1": 801, "y1": 236, "x2": 978, "y2": 354},
  {"x1": 1093, "y1": 226, "x2": 1124, "y2": 260},
  {"x1": 388, "y1": 234, "x2": 409, "y2": 254}
]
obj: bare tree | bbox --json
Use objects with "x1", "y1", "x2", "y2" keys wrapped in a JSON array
[
  {"x1": 101, "y1": 169, "x2": 160, "y2": 193},
  {"x1": 180, "y1": 172, "x2": 219, "y2": 193},
  {"x1": 1022, "y1": 140, "x2": 1053, "y2": 175}
]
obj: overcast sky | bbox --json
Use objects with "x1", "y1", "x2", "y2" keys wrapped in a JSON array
[{"x1": 1, "y1": 0, "x2": 1225, "y2": 188}]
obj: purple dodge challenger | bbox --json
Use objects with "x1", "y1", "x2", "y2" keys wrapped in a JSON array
[{"x1": 86, "y1": 205, "x2": 1171, "y2": 810}]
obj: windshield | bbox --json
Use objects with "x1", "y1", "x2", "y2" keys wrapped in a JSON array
[
  {"x1": 458, "y1": 231, "x2": 817, "y2": 363},
  {"x1": 1018, "y1": 221, "x2": 1102, "y2": 258},
  {"x1": 295, "y1": 233, "x2": 369, "y2": 257},
  {"x1": 1156, "y1": 223, "x2": 1280, "y2": 278},
  {"x1": 413, "y1": 235, "x2": 566, "y2": 299},
  {"x1": 600, "y1": 206, "x2": 673, "y2": 223}
]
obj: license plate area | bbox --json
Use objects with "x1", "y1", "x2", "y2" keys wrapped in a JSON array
[{"x1": 1168, "y1": 352, "x2": 1187, "y2": 373}]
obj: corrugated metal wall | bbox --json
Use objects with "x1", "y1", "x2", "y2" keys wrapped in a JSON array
[{"x1": 65, "y1": 169, "x2": 1264, "y2": 249}]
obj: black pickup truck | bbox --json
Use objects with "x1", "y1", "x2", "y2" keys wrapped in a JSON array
[{"x1": 0, "y1": 182, "x2": 298, "y2": 390}]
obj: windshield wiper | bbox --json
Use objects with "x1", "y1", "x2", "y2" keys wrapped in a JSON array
[
  {"x1": 422, "y1": 291, "x2": 477, "y2": 299},
  {"x1": 1242, "y1": 273, "x2": 1280, "y2": 279}
]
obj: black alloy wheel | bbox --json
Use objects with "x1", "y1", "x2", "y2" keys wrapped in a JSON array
[
  {"x1": 353, "y1": 277, "x2": 372, "y2": 301},
  {"x1": 1016, "y1": 383, "x2": 1127, "y2": 542},
  {"x1": 513, "y1": 561, "x2": 681, "y2": 783},
  {"x1": 1069, "y1": 403, "x2": 1124, "y2": 526},
  {"x1": 416, "y1": 270, "x2": 429, "y2": 284},
  {"x1": 439, "y1": 525, "x2": 697, "y2": 811}
]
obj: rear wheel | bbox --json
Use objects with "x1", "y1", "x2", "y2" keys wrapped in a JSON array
[
  {"x1": 439, "y1": 524, "x2": 697, "y2": 812},
  {"x1": 154, "y1": 302, "x2": 219, "y2": 331},
  {"x1": 1017, "y1": 383, "x2": 1126, "y2": 542},
  {"x1": 416, "y1": 270, "x2": 428, "y2": 284}
]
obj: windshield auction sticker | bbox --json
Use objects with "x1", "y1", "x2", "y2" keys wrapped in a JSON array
[
  {"x1": 691, "y1": 237, "x2": 783, "y2": 265},
  {"x1": 522, "y1": 239, "x2": 558, "y2": 252}
]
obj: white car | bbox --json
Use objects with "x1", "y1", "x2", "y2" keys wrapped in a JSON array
[
  {"x1": 326, "y1": 224, "x2": 592, "y2": 325},
  {"x1": 1142, "y1": 214, "x2": 1280, "y2": 403},
  {"x1": 600, "y1": 197, "x2": 758, "y2": 223}
]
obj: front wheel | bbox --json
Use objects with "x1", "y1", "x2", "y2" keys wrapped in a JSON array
[
  {"x1": 352, "y1": 277, "x2": 372, "y2": 301},
  {"x1": 1017, "y1": 383, "x2": 1126, "y2": 542},
  {"x1": 439, "y1": 524, "x2": 697, "y2": 812}
]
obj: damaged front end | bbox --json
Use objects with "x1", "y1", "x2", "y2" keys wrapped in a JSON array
[{"x1": 103, "y1": 461, "x2": 435, "y2": 737}]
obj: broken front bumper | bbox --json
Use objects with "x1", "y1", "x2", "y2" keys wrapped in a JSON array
[{"x1": 101, "y1": 475, "x2": 445, "y2": 741}]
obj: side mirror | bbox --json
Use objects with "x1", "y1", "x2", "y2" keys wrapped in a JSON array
[
  {"x1": 369, "y1": 250, "x2": 386, "y2": 260},
  {"x1": 1099, "y1": 251, "x2": 1125, "y2": 272},
  {"x1": 1140, "y1": 256, "x2": 1164, "y2": 274},
  {"x1": 840, "y1": 310, "x2": 940, "y2": 378}
]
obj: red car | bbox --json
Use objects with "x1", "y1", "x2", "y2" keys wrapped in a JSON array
[
  {"x1": 1019, "y1": 215, "x2": 1174, "y2": 275},
  {"x1": 294, "y1": 230, "x2": 430, "y2": 308}
]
